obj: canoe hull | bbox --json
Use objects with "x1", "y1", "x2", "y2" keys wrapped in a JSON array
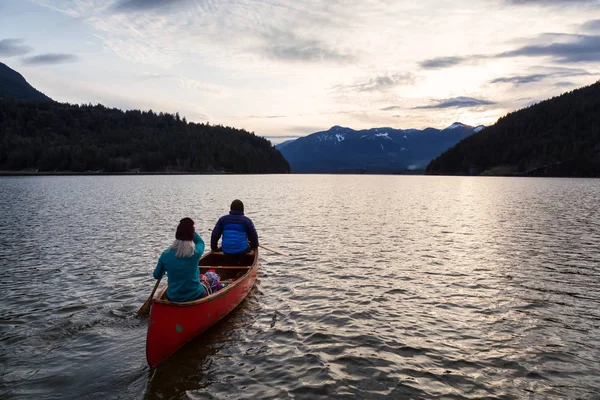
[{"x1": 146, "y1": 251, "x2": 258, "y2": 367}]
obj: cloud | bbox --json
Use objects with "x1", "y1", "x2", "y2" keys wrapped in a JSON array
[
  {"x1": 505, "y1": 0, "x2": 599, "y2": 5},
  {"x1": 380, "y1": 106, "x2": 401, "y2": 111},
  {"x1": 499, "y1": 34, "x2": 600, "y2": 63},
  {"x1": 287, "y1": 126, "x2": 324, "y2": 134},
  {"x1": 0, "y1": 38, "x2": 32, "y2": 57},
  {"x1": 111, "y1": 0, "x2": 192, "y2": 12},
  {"x1": 420, "y1": 31, "x2": 600, "y2": 70},
  {"x1": 419, "y1": 56, "x2": 475, "y2": 69},
  {"x1": 134, "y1": 73, "x2": 174, "y2": 81},
  {"x1": 490, "y1": 67, "x2": 590, "y2": 86},
  {"x1": 178, "y1": 76, "x2": 228, "y2": 95},
  {"x1": 582, "y1": 19, "x2": 600, "y2": 33},
  {"x1": 22, "y1": 53, "x2": 79, "y2": 65},
  {"x1": 263, "y1": 134, "x2": 300, "y2": 139},
  {"x1": 414, "y1": 96, "x2": 496, "y2": 109},
  {"x1": 554, "y1": 81, "x2": 576, "y2": 87},
  {"x1": 491, "y1": 74, "x2": 550, "y2": 85},
  {"x1": 335, "y1": 73, "x2": 415, "y2": 92},
  {"x1": 261, "y1": 30, "x2": 355, "y2": 63},
  {"x1": 247, "y1": 115, "x2": 286, "y2": 119}
]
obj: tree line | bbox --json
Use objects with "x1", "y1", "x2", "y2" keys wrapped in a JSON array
[
  {"x1": 426, "y1": 81, "x2": 600, "y2": 177},
  {"x1": 0, "y1": 99, "x2": 290, "y2": 173}
]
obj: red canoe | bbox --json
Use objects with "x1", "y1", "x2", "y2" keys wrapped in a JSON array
[{"x1": 146, "y1": 250, "x2": 259, "y2": 367}]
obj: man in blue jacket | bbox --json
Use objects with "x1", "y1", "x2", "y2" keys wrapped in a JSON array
[{"x1": 211, "y1": 199, "x2": 259, "y2": 254}]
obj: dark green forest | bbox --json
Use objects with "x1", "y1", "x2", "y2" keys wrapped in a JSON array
[
  {"x1": 0, "y1": 99, "x2": 290, "y2": 173},
  {"x1": 426, "y1": 81, "x2": 600, "y2": 177}
]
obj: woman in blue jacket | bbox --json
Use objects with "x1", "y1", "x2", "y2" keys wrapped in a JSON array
[{"x1": 153, "y1": 217, "x2": 206, "y2": 302}]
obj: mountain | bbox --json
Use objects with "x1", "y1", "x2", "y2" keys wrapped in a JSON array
[
  {"x1": 278, "y1": 123, "x2": 481, "y2": 173},
  {"x1": 0, "y1": 62, "x2": 53, "y2": 102},
  {"x1": 426, "y1": 81, "x2": 600, "y2": 177}
]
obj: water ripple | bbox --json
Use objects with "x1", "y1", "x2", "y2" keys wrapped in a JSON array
[{"x1": 1, "y1": 175, "x2": 600, "y2": 399}]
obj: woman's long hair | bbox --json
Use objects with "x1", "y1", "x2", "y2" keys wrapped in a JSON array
[{"x1": 168, "y1": 239, "x2": 195, "y2": 258}]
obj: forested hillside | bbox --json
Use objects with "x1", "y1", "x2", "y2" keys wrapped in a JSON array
[
  {"x1": 0, "y1": 99, "x2": 290, "y2": 173},
  {"x1": 426, "y1": 81, "x2": 600, "y2": 177}
]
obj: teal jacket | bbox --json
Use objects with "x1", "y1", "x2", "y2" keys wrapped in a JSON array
[{"x1": 153, "y1": 232, "x2": 205, "y2": 302}]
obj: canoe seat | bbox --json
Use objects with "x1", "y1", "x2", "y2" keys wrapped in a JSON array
[{"x1": 211, "y1": 250, "x2": 255, "y2": 256}]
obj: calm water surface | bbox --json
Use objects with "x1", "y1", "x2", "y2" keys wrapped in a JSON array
[{"x1": 1, "y1": 175, "x2": 599, "y2": 399}]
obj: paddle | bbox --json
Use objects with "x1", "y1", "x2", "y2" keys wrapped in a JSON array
[
  {"x1": 208, "y1": 229, "x2": 288, "y2": 256},
  {"x1": 138, "y1": 278, "x2": 161, "y2": 316},
  {"x1": 257, "y1": 244, "x2": 287, "y2": 256}
]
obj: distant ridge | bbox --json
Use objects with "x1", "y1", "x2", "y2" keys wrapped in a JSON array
[
  {"x1": 0, "y1": 62, "x2": 53, "y2": 102},
  {"x1": 277, "y1": 123, "x2": 482, "y2": 173},
  {"x1": 426, "y1": 81, "x2": 600, "y2": 177}
]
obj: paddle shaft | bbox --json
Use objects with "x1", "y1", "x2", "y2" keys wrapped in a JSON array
[
  {"x1": 138, "y1": 278, "x2": 161, "y2": 316},
  {"x1": 258, "y1": 244, "x2": 287, "y2": 256}
]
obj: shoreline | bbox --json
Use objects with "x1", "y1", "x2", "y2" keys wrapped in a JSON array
[
  {"x1": 0, "y1": 171, "x2": 233, "y2": 176},
  {"x1": 2, "y1": 171, "x2": 597, "y2": 178},
  {"x1": 0, "y1": 170, "x2": 424, "y2": 176}
]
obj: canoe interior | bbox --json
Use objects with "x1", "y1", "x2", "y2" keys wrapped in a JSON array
[
  {"x1": 199, "y1": 251, "x2": 256, "y2": 267},
  {"x1": 156, "y1": 251, "x2": 256, "y2": 300}
]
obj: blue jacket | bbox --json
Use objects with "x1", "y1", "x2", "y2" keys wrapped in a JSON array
[
  {"x1": 211, "y1": 210, "x2": 259, "y2": 254},
  {"x1": 153, "y1": 232, "x2": 205, "y2": 302}
]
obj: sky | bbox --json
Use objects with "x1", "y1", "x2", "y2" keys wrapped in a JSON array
[{"x1": 1, "y1": 0, "x2": 599, "y2": 144}]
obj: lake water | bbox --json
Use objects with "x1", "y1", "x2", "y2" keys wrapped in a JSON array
[{"x1": 1, "y1": 175, "x2": 599, "y2": 399}]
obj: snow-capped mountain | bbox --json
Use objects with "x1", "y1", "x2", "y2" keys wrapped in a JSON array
[{"x1": 277, "y1": 122, "x2": 483, "y2": 173}]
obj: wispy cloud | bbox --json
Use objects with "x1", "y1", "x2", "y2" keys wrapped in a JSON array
[
  {"x1": 380, "y1": 106, "x2": 401, "y2": 111},
  {"x1": 491, "y1": 67, "x2": 590, "y2": 86},
  {"x1": 420, "y1": 30, "x2": 600, "y2": 70},
  {"x1": 247, "y1": 115, "x2": 286, "y2": 119},
  {"x1": 263, "y1": 134, "x2": 300, "y2": 139},
  {"x1": 419, "y1": 56, "x2": 476, "y2": 69},
  {"x1": 133, "y1": 73, "x2": 173, "y2": 81},
  {"x1": 334, "y1": 73, "x2": 415, "y2": 92},
  {"x1": 0, "y1": 38, "x2": 32, "y2": 57},
  {"x1": 504, "y1": 0, "x2": 599, "y2": 5},
  {"x1": 29, "y1": 0, "x2": 109, "y2": 18},
  {"x1": 499, "y1": 34, "x2": 600, "y2": 63},
  {"x1": 22, "y1": 53, "x2": 79, "y2": 65},
  {"x1": 414, "y1": 96, "x2": 496, "y2": 109},
  {"x1": 260, "y1": 29, "x2": 355, "y2": 63},
  {"x1": 554, "y1": 81, "x2": 576, "y2": 87},
  {"x1": 112, "y1": 0, "x2": 193, "y2": 12},
  {"x1": 178, "y1": 76, "x2": 228, "y2": 95},
  {"x1": 582, "y1": 19, "x2": 600, "y2": 33},
  {"x1": 288, "y1": 126, "x2": 325, "y2": 134},
  {"x1": 491, "y1": 74, "x2": 550, "y2": 85}
]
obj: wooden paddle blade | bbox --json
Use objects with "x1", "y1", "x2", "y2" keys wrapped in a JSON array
[
  {"x1": 137, "y1": 297, "x2": 153, "y2": 316},
  {"x1": 137, "y1": 279, "x2": 161, "y2": 316}
]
